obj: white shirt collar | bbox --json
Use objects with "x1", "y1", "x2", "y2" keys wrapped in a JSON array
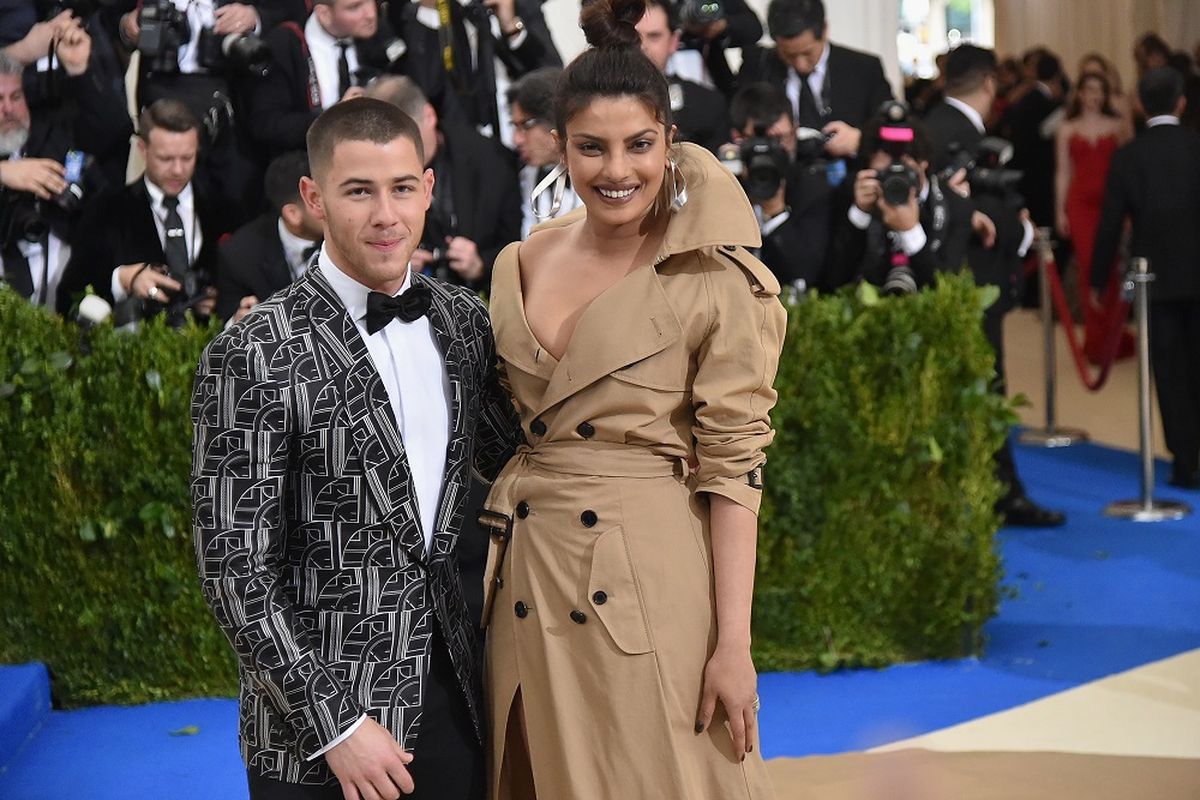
[
  {"x1": 318, "y1": 245, "x2": 413, "y2": 329},
  {"x1": 305, "y1": 12, "x2": 345, "y2": 49},
  {"x1": 277, "y1": 217, "x2": 318, "y2": 274},
  {"x1": 945, "y1": 96, "x2": 986, "y2": 135},
  {"x1": 1146, "y1": 114, "x2": 1181, "y2": 128},
  {"x1": 144, "y1": 177, "x2": 194, "y2": 210},
  {"x1": 789, "y1": 40, "x2": 830, "y2": 84}
]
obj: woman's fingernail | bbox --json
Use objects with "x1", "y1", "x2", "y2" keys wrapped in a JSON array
[
  {"x1": 748, "y1": 744, "x2": 754, "y2": 753},
  {"x1": 695, "y1": 721, "x2": 704, "y2": 734}
]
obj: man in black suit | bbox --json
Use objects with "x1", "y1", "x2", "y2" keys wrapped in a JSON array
[
  {"x1": 923, "y1": 44, "x2": 1065, "y2": 528},
  {"x1": 670, "y1": 0, "x2": 761, "y2": 98},
  {"x1": 738, "y1": 0, "x2": 893, "y2": 167},
  {"x1": 636, "y1": 0, "x2": 730, "y2": 155},
  {"x1": 365, "y1": 75, "x2": 520, "y2": 292},
  {"x1": 1092, "y1": 68, "x2": 1200, "y2": 489},
  {"x1": 390, "y1": 0, "x2": 560, "y2": 150},
  {"x1": 216, "y1": 150, "x2": 322, "y2": 322},
  {"x1": 56, "y1": 99, "x2": 232, "y2": 324},
  {"x1": 997, "y1": 49, "x2": 1063, "y2": 229}
]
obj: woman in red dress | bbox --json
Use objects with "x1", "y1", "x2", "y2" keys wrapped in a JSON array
[{"x1": 1054, "y1": 70, "x2": 1131, "y2": 362}]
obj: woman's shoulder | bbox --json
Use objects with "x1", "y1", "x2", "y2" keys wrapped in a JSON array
[{"x1": 672, "y1": 244, "x2": 781, "y2": 300}]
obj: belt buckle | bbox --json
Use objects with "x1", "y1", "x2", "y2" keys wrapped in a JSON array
[{"x1": 478, "y1": 509, "x2": 513, "y2": 542}]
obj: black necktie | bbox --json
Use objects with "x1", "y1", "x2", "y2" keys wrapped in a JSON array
[
  {"x1": 336, "y1": 41, "x2": 352, "y2": 100},
  {"x1": 797, "y1": 72, "x2": 822, "y2": 129},
  {"x1": 365, "y1": 283, "x2": 432, "y2": 334},
  {"x1": 161, "y1": 195, "x2": 189, "y2": 278}
]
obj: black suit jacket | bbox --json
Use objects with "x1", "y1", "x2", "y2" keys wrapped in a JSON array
[
  {"x1": 56, "y1": 178, "x2": 229, "y2": 314},
  {"x1": 1092, "y1": 123, "x2": 1200, "y2": 303},
  {"x1": 671, "y1": 77, "x2": 732, "y2": 155},
  {"x1": 677, "y1": 0, "x2": 762, "y2": 98},
  {"x1": 997, "y1": 86, "x2": 1060, "y2": 225},
  {"x1": 215, "y1": 211, "x2": 314, "y2": 320},
  {"x1": 923, "y1": 98, "x2": 984, "y2": 172}
]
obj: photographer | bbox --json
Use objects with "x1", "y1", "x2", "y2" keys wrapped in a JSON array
[
  {"x1": 827, "y1": 103, "x2": 973, "y2": 292},
  {"x1": 669, "y1": 0, "x2": 762, "y2": 99},
  {"x1": 727, "y1": 81, "x2": 831, "y2": 292},
  {"x1": 56, "y1": 99, "x2": 233, "y2": 325}
]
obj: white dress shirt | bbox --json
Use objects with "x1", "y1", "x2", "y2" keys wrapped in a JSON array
[
  {"x1": 111, "y1": 179, "x2": 203, "y2": 302},
  {"x1": 1146, "y1": 115, "x2": 1181, "y2": 128},
  {"x1": 305, "y1": 13, "x2": 361, "y2": 109},
  {"x1": 847, "y1": 179, "x2": 930, "y2": 256},
  {"x1": 277, "y1": 218, "x2": 318, "y2": 281},
  {"x1": 0, "y1": 152, "x2": 71, "y2": 309},
  {"x1": 785, "y1": 41, "x2": 830, "y2": 128},
  {"x1": 172, "y1": 0, "x2": 261, "y2": 74}
]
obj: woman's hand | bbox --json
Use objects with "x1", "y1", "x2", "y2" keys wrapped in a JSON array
[{"x1": 696, "y1": 643, "x2": 758, "y2": 760}]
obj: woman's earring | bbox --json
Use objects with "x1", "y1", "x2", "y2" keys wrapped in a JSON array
[
  {"x1": 668, "y1": 159, "x2": 688, "y2": 212},
  {"x1": 531, "y1": 162, "x2": 568, "y2": 221}
]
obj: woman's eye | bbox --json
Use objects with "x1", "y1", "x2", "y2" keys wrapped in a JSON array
[{"x1": 631, "y1": 140, "x2": 653, "y2": 151}]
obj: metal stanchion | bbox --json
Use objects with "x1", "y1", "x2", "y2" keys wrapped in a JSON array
[
  {"x1": 1104, "y1": 257, "x2": 1191, "y2": 522},
  {"x1": 1020, "y1": 227, "x2": 1089, "y2": 447}
]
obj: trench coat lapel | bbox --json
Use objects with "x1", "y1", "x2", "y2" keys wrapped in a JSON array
[
  {"x1": 304, "y1": 269, "x2": 428, "y2": 564},
  {"x1": 490, "y1": 243, "x2": 556, "y2": 381}
]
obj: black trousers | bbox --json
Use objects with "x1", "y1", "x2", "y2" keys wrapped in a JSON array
[
  {"x1": 1150, "y1": 300, "x2": 1200, "y2": 474},
  {"x1": 983, "y1": 302, "x2": 1026, "y2": 502},
  {"x1": 247, "y1": 626, "x2": 484, "y2": 800}
]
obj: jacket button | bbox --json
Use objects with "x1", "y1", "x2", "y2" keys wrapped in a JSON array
[
  {"x1": 530, "y1": 418, "x2": 547, "y2": 436},
  {"x1": 516, "y1": 501, "x2": 530, "y2": 519},
  {"x1": 580, "y1": 510, "x2": 597, "y2": 527},
  {"x1": 570, "y1": 610, "x2": 587, "y2": 624},
  {"x1": 592, "y1": 591, "x2": 608, "y2": 605},
  {"x1": 515, "y1": 601, "x2": 528, "y2": 618},
  {"x1": 576, "y1": 421, "x2": 595, "y2": 438}
]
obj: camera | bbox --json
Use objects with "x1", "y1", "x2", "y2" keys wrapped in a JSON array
[
  {"x1": 138, "y1": 0, "x2": 191, "y2": 74},
  {"x1": 938, "y1": 137, "x2": 1023, "y2": 196},
  {"x1": 678, "y1": 0, "x2": 724, "y2": 28},
  {"x1": 727, "y1": 126, "x2": 790, "y2": 203},
  {"x1": 130, "y1": 264, "x2": 214, "y2": 327},
  {"x1": 197, "y1": 25, "x2": 271, "y2": 78}
]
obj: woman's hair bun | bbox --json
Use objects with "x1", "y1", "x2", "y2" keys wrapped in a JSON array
[{"x1": 580, "y1": 0, "x2": 646, "y2": 50}]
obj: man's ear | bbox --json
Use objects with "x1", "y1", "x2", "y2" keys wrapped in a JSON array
[
  {"x1": 422, "y1": 167, "x2": 435, "y2": 210},
  {"x1": 299, "y1": 176, "x2": 324, "y2": 220},
  {"x1": 280, "y1": 201, "x2": 302, "y2": 228}
]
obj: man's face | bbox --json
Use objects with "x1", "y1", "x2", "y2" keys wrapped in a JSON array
[
  {"x1": 140, "y1": 127, "x2": 198, "y2": 197},
  {"x1": 735, "y1": 112, "x2": 796, "y2": 156},
  {"x1": 510, "y1": 101, "x2": 558, "y2": 167},
  {"x1": 0, "y1": 73, "x2": 30, "y2": 155},
  {"x1": 301, "y1": 136, "x2": 434, "y2": 294},
  {"x1": 774, "y1": 24, "x2": 827, "y2": 76},
  {"x1": 636, "y1": 5, "x2": 679, "y2": 74},
  {"x1": 319, "y1": 0, "x2": 377, "y2": 41}
]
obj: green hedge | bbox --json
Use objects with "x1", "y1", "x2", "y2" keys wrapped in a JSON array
[{"x1": 0, "y1": 274, "x2": 1007, "y2": 706}]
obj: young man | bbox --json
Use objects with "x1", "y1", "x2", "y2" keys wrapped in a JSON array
[{"x1": 191, "y1": 97, "x2": 520, "y2": 799}]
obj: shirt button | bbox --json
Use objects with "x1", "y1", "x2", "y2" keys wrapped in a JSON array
[
  {"x1": 570, "y1": 610, "x2": 587, "y2": 624},
  {"x1": 516, "y1": 501, "x2": 530, "y2": 519},
  {"x1": 576, "y1": 421, "x2": 595, "y2": 438},
  {"x1": 530, "y1": 418, "x2": 547, "y2": 436},
  {"x1": 515, "y1": 601, "x2": 529, "y2": 618},
  {"x1": 592, "y1": 591, "x2": 608, "y2": 605},
  {"x1": 580, "y1": 510, "x2": 597, "y2": 528}
]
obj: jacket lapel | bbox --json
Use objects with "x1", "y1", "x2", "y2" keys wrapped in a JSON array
[{"x1": 303, "y1": 269, "x2": 428, "y2": 564}]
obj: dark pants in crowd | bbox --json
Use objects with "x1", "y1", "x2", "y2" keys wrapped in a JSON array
[
  {"x1": 1150, "y1": 300, "x2": 1200, "y2": 479},
  {"x1": 983, "y1": 302, "x2": 1026, "y2": 502}
]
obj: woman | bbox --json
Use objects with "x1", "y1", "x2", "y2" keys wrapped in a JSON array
[
  {"x1": 479, "y1": 0, "x2": 785, "y2": 796},
  {"x1": 1054, "y1": 70, "x2": 1131, "y2": 362},
  {"x1": 1076, "y1": 53, "x2": 1134, "y2": 133}
]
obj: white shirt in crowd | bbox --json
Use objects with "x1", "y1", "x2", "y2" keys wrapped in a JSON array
[
  {"x1": 305, "y1": 13, "x2": 361, "y2": 109},
  {"x1": 111, "y1": 179, "x2": 202, "y2": 303},
  {"x1": 170, "y1": 0, "x2": 262, "y2": 74},
  {"x1": 520, "y1": 164, "x2": 581, "y2": 239},
  {"x1": 785, "y1": 41, "x2": 831, "y2": 127},
  {"x1": 277, "y1": 217, "x2": 317, "y2": 280},
  {"x1": 0, "y1": 153, "x2": 71, "y2": 309}
]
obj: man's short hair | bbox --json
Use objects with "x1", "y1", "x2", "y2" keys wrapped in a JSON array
[
  {"x1": 730, "y1": 82, "x2": 793, "y2": 131},
  {"x1": 1033, "y1": 50, "x2": 1063, "y2": 82},
  {"x1": 944, "y1": 44, "x2": 997, "y2": 97},
  {"x1": 1138, "y1": 67, "x2": 1185, "y2": 117},
  {"x1": 1136, "y1": 32, "x2": 1171, "y2": 60},
  {"x1": 307, "y1": 97, "x2": 425, "y2": 179},
  {"x1": 264, "y1": 151, "x2": 310, "y2": 213},
  {"x1": 766, "y1": 0, "x2": 825, "y2": 41},
  {"x1": 0, "y1": 52, "x2": 24, "y2": 78},
  {"x1": 362, "y1": 76, "x2": 428, "y2": 129},
  {"x1": 643, "y1": 0, "x2": 680, "y2": 32},
  {"x1": 138, "y1": 98, "x2": 201, "y2": 141},
  {"x1": 506, "y1": 67, "x2": 561, "y2": 123},
  {"x1": 859, "y1": 110, "x2": 934, "y2": 166}
]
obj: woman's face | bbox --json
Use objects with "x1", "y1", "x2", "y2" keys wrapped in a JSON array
[
  {"x1": 562, "y1": 96, "x2": 669, "y2": 230},
  {"x1": 1079, "y1": 76, "x2": 1106, "y2": 114}
]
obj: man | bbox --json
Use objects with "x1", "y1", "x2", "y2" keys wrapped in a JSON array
[
  {"x1": 56, "y1": 99, "x2": 230, "y2": 324},
  {"x1": 365, "y1": 75, "x2": 520, "y2": 291},
  {"x1": 923, "y1": 44, "x2": 1066, "y2": 528},
  {"x1": 636, "y1": 0, "x2": 731, "y2": 155},
  {"x1": 0, "y1": 22, "x2": 129, "y2": 310},
  {"x1": 667, "y1": 0, "x2": 761, "y2": 97},
  {"x1": 390, "y1": 0, "x2": 560, "y2": 148},
  {"x1": 507, "y1": 67, "x2": 580, "y2": 238},
  {"x1": 191, "y1": 97, "x2": 520, "y2": 798},
  {"x1": 997, "y1": 49, "x2": 1063, "y2": 230},
  {"x1": 738, "y1": 0, "x2": 893, "y2": 165},
  {"x1": 215, "y1": 150, "x2": 322, "y2": 322},
  {"x1": 247, "y1": 0, "x2": 384, "y2": 160},
  {"x1": 1092, "y1": 68, "x2": 1200, "y2": 489}
]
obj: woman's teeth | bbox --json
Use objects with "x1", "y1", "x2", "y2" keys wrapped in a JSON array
[{"x1": 597, "y1": 186, "x2": 636, "y2": 199}]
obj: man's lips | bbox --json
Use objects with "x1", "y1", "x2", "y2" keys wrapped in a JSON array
[{"x1": 367, "y1": 238, "x2": 403, "y2": 251}]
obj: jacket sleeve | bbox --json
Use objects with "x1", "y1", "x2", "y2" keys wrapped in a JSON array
[
  {"x1": 191, "y1": 326, "x2": 366, "y2": 758},
  {"x1": 465, "y1": 294, "x2": 521, "y2": 482},
  {"x1": 691, "y1": 248, "x2": 786, "y2": 514}
]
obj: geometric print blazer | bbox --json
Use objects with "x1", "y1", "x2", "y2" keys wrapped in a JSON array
[{"x1": 190, "y1": 266, "x2": 520, "y2": 785}]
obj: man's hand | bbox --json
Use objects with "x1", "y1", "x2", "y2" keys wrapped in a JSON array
[
  {"x1": 324, "y1": 717, "x2": 415, "y2": 800},
  {"x1": 55, "y1": 19, "x2": 92, "y2": 76},
  {"x1": 0, "y1": 159, "x2": 67, "y2": 200},
  {"x1": 852, "y1": 168, "x2": 880, "y2": 213},
  {"x1": 878, "y1": 187, "x2": 919, "y2": 233},
  {"x1": 213, "y1": 3, "x2": 259, "y2": 35},
  {"x1": 118, "y1": 263, "x2": 182, "y2": 303},
  {"x1": 945, "y1": 167, "x2": 970, "y2": 198},
  {"x1": 194, "y1": 286, "x2": 218, "y2": 317},
  {"x1": 445, "y1": 236, "x2": 484, "y2": 283},
  {"x1": 822, "y1": 120, "x2": 861, "y2": 159},
  {"x1": 410, "y1": 248, "x2": 437, "y2": 272},
  {"x1": 5, "y1": 11, "x2": 73, "y2": 64},
  {"x1": 971, "y1": 210, "x2": 997, "y2": 249},
  {"x1": 233, "y1": 295, "x2": 259, "y2": 322},
  {"x1": 119, "y1": 9, "x2": 140, "y2": 46},
  {"x1": 482, "y1": 0, "x2": 516, "y2": 30}
]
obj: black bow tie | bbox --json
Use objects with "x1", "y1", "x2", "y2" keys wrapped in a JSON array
[{"x1": 365, "y1": 283, "x2": 432, "y2": 334}]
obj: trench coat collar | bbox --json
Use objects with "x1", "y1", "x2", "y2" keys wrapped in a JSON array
[{"x1": 495, "y1": 143, "x2": 763, "y2": 416}]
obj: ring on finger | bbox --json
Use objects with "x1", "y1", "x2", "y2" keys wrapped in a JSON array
[
  {"x1": 752, "y1": 694, "x2": 761, "y2": 713},
  {"x1": 147, "y1": 285, "x2": 160, "y2": 300}
]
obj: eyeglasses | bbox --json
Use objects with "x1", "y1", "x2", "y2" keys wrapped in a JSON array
[{"x1": 513, "y1": 117, "x2": 548, "y2": 132}]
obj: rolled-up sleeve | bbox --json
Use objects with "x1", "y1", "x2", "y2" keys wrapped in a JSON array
[{"x1": 691, "y1": 255, "x2": 787, "y2": 514}]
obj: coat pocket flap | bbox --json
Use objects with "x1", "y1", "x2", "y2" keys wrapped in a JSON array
[{"x1": 588, "y1": 525, "x2": 653, "y2": 655}]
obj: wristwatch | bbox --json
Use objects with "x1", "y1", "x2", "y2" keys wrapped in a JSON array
[{"x1": 502, "y1": 16, "x2": 525, "y2": 37}]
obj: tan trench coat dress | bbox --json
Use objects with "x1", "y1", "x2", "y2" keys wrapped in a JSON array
[{"x1": 482, "y1": 144, "x2": 787, "y2": 800}]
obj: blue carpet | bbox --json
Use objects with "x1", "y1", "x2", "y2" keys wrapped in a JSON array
[
  {"x1": 0, "y1": 664, "x2": 49, "y2": 770},
  {"x1": 1, "y1": 438, "x2": 1197, "y2": 798}
]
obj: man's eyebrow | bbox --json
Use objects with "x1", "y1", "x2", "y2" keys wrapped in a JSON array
[{"x1": 337, "y1": 174, "x2": 422, "y2": 188}]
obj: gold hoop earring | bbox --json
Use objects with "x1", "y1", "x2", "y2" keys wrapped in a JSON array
[{"x1": 531, "y1": 162, "x2": 568, "y2": 221}]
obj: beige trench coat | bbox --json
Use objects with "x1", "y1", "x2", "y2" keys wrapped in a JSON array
[{"x1": 482, "y1": 143, "x2": 787, "y2": 800}]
